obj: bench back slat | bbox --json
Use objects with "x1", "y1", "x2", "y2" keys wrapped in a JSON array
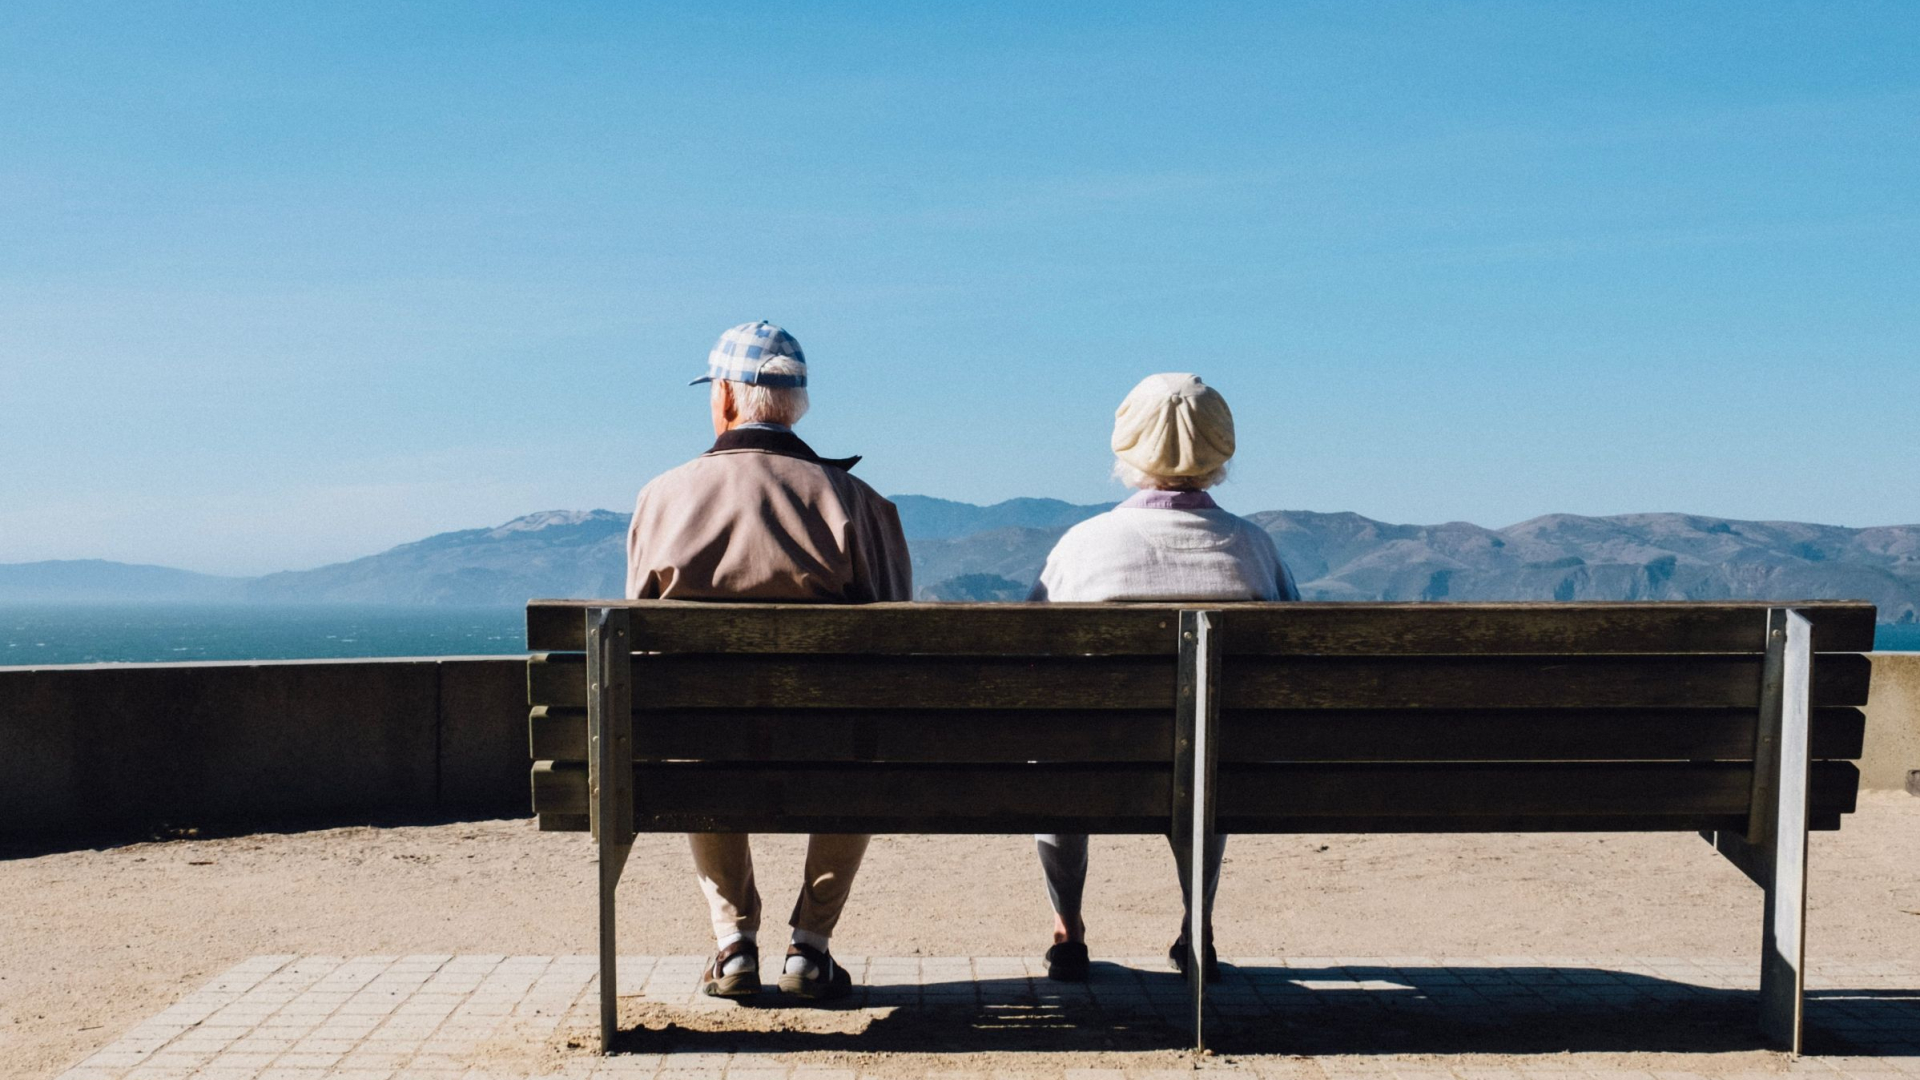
[
  {"x1": 527, "y1": 652, "x2": 1871, "y2": 710},
  {"x1": 526, "y1": 600, "x2": 1878, "y2": 655},
  {"x1": 528, "y1": 705, "x2": 1867, "y2": 765}
]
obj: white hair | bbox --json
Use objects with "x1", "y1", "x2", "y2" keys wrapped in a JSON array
[
  {"x1": 714, "y1": 357, "x2": 810, "y2": 426},
  {"x1": 1112, "y1": 457, "x2": 1230, "y2": 491}
]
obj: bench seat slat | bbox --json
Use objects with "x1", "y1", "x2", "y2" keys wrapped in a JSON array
[
  {"x1": 1212, "y1": 813, "x2": 1847, "y2": 833},
  {"x1": 534, "y1": 810, "x2": 1845, "y2": 833},
  {"x1": 528, "y1": 760, "x2": 1858, "y2": 832},
  {"x1": 532, "y1": 760, "x2": 1171, "y2": 831},
  {"x1": 526, "y1": 600, "x2": 1878, "y2": 655},
  {"x1": 528, "y1": 705, "x2": 1866, "y2": 764},
  {"x1": 533, "y1": 706, "x2": 1172, "y2": 763},
  {"x1": 1218, "y1": 760, "x2": 1859, "y2": 820},
  {"x1": 527, "y1": 653, "x2": 1871, "y2": 710},
  {"x1": 1225, "y1": 707, "x2": 1866, "y2": 763}
]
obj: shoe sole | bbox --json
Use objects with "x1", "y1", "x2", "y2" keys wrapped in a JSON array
[
  {"x1": 1168, "y1": 951, "x2": 1222, "y2": 983},
  {"x1": 702, "y1": 972, "x2": 760, "y2": 998},
  {"x1": 1044, "y1": 958, "x2": 1089, "y2": 982},
  {"x1": 777, "y1": 973, "x2": 851, "y2": 1001}
]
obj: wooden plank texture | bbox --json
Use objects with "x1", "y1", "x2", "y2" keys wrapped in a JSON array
[
  {"x1": 1221, "y1": 707, "x2": 1866, "y2": 763},
  {"x1": 532, "y1": 654, "x2": 1177, "y2": 709},
  {"x1": 1222, "y1": 654, "x2": 1871, "y2": 710},
  {"x1": 1219, "y1": 603, "x2": 1876, "y2": 657},
  {"x1": 536, "y1": 761, "x2": 1170, "y2": 832},
  {"x1": 530, "y1": 705, "x2": 1864, "y2": 764},
  {"x1": 532, "y1": 705, "x2": 1172, "y2": 763},
  {"x1": 1217, "y1": 761, "x2": 1859, "y2": 821},
  {"x1": 530, "y1": 760, "x2": 586, "y2": 817},
  {"x1": 527, "y1": 600, "x2": 1877, "y2": 655},
  {"x1": 528, "y1": 806, "x2": 1851, "y2": 835},
  {"x1": 532, "y1": 601, "x2": 1182, "y2": 656},
  {"x1": 530, "y1": 760, "x2": 1856, "y2": 833},
  {"x1": 528, "y1": 652, "x2": 1871, "y2": 710},
  {"x1": 529, "y1": 705, "x2": 1865, "y2": 764}
]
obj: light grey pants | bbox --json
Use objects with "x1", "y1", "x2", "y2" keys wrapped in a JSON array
[{"x1": 1035, "y1": 832, "x2": 1227, "y2": 931}]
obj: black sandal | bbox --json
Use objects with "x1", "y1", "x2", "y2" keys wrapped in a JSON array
[
  {"x1": 778, "y1": 942, "x2": 853, "y2": 1001},
  {"x1": 1044, "y1": 941, "x2": 1090, "y2": 982},
  {"x1": 1169, "y1": 936, "x2": 1221, "y2": 983}
]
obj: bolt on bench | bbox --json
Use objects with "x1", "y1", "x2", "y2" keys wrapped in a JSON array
[{"x1": 526, "y1": 599, "x2": 1875, "y2": 1055}]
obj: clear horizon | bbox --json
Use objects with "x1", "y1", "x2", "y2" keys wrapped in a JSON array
[{"x1": 5, "y1": 3, "x2": 1917, "y2": 575}]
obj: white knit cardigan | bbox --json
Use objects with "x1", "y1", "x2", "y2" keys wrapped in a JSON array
[{"x1": 1029, "y1": 493, "x2": 1300, "y2": 603}]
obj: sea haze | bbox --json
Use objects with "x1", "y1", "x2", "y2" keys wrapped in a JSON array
[{"x1": 0, "y1": 604, "x2": 526, "y2": 666}]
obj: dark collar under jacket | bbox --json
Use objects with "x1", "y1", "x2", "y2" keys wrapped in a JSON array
[{"x1": 705, "y1": 426, "x2": 862, "y2": 471}]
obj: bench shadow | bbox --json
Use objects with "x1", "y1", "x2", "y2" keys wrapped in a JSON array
[{"x1": 611, "y1": 963, "x2": 1920, "y2": 1058}]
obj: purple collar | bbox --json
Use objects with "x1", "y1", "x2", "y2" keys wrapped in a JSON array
[{"x1": 1119, "y1": 489, "x2": 1218, "y2": 511}]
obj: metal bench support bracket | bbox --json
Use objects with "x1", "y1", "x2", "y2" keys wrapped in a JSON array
[
  {"x1": 587, "y1": 607, "x2": 635, "y2": 1054},
  {"x1": 1703, "y1": 607, "x2": 1812, "y2": 1055},
  {"x1": 1759, "y1": 608, "x2": 1813, "y2": 1055},
  {"x1": 1172, "y1": 609, "x2": 1222, "y2": 1052}
]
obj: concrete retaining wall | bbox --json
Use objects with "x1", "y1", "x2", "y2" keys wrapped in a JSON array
[
  {"x1": 1865, "y1": 652, "x2": 1920, "y2": 793},
  {"x1": 2, "y1": 652, "x2": 1915, "y2": 840},
  {"x1": 0, "y1": 657, "x2": 528, "y2": 838}
]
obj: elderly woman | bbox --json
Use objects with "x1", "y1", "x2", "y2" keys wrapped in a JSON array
[{"x1": 1031, "y1": 372, "x2": 1300, "y2": 984}]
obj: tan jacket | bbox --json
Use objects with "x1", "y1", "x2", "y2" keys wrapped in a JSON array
[{"x1": 626, "y1": 428, "x2": 913, "y2": 603}]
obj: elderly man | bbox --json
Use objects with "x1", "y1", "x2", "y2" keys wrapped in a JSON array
[{"x1": 627, "y1": 321, "x2": 912, "y2": 1001}]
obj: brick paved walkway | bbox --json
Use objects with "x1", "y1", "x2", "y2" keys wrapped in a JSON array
[{"x1": 53, "y1": 955, "x2": 1920, "y2": 1080}]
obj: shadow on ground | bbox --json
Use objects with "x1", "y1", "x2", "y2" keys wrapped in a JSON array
[{"x1": 609, "y1": 964, "x2": 1920, "y2": 1058}]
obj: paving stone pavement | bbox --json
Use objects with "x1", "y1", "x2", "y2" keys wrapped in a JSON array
[{"x1": 51, "y1": 955, "x2": 1920, "y2": 1080}]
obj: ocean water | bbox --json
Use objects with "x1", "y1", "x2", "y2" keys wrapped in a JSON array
[
  {"x1": 1877, "y1": 622, "x2": 1920, "y2": 652},
  {"x1": 2, "y1": 603, "x2": 1916, "y2": 667},
  {"x1": 0, "y1": 604, "x2": 528, "y2": 666}
]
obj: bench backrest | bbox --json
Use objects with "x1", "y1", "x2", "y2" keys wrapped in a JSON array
[{"x1": 526, "y1": 600, "x2": 1874, "y2": 836}]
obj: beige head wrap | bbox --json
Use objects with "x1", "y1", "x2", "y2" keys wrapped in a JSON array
[{"x1": 1110, "y1": 373, "x2": 1236, "y2": 480}]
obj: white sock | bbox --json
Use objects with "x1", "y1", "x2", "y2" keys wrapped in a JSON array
[
  {"x1": 717, "y1": 930, "x2": 756, "y2": 976},
  {"x1": 785, "y1": 929, "x2": 830, "y2": 976}
]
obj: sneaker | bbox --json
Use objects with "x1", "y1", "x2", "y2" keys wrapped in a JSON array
[
  {"x1": 1168, "y1": 936, "x2": 1221, "y2": 983},
  {"x1": 700, "y1": 939, "x2": 760, "y2": 998},
  {"x1": 1043, "y1": 941, "x2": 1090, "y2": 982},
  {"x1": 777, "y1": 942, "x2": 853, "y2": 1001}
]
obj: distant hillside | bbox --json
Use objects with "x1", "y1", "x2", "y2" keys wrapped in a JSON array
[
  {"x1": 1255, "y1": 510, "x2": 1920, "y2": 623},
  {"x1": 242, "y1": 510, "x2": 627, "y2": 606},
  {"x1": 0, "y1": 560, "x2": 243, "y2": 603},
  {"x1": 890, "y1": 496, "x2": 1112, "y2": 540},
  {"x1": 6, "y1": 502, "x2": 1917, "y2": 621}
]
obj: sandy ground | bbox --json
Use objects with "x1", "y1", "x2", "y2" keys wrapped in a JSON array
[{"x1": 4, "y1": 793, "x2": 1917, "y2": 1079}]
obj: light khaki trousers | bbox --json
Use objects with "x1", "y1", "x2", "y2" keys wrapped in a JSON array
[{"x1": 688, "y1": 832, "x2": 871, "y2": 941}]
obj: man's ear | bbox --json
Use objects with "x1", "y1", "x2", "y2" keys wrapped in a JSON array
[{"x1": 719, "y1": 381, "x2": 740, "y2": 423}]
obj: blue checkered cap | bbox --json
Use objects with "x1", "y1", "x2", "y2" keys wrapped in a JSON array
[{"x1": 690, "y1": 321, "x2": 808, "y2": 388}]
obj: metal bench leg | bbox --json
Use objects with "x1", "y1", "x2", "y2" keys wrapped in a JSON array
[
  {"x1": 1703, "y1": 608, "x2": 1813, "y2": 1055},
  {"x1": 1758, "y1": 608, "x2": 1813, "y2": 1055},
  {"x1": 1173, "y1": 609, "x2": 1222, "y2": 1053},
  {"x1": 587, "y1": 608, "x2": 635, "y2": 1054}
]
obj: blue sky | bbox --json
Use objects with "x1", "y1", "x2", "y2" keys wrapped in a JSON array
[{"x1": 2, "y1": 2, "x2": 1916, "y2": 575}]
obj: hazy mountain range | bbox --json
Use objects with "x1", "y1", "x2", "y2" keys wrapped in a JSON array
[{"x1": 3, "y1": 496, "x2": 1916, "y2": 623}]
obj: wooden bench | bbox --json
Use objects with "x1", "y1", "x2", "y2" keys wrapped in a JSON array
[{"x1": 526, "y1": 599, "x2": 1876, "y2": 1056}]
